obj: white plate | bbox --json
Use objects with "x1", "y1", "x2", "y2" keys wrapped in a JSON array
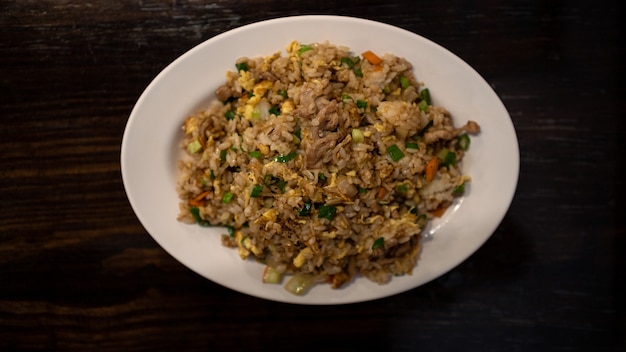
[{"x1": 121, "y1": 15, "x2": 519, "y2": 305}]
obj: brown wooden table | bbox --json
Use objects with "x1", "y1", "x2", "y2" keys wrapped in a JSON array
[{"x1": 1, "y1": 1, "x2": 623, "y2": 350}]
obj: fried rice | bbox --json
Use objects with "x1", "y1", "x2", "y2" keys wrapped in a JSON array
[{"x1": 176, "y1": 41, "x2": 480, "y2": 294}]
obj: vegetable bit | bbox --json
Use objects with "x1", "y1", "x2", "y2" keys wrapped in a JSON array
[
  {"x1": 299, "y1": 201, "x2": 312, "y2": 216},
  {"x1": 317, "y1": 205, "x2": 337, "y2": 221},
  {"x1": 424, "y1": 157, "x2": 439, "y2": 182},
  {"x1": 386, "y1": 144, "x2": 405, "y2": 162},
  {"x1": 284, "y1": 273, "x2": 316, "y2": 296},
  {"x1": 372, "y1": 237, "x2": 384, "y2": 250},
  {"x1": 437, "y1": 148, "x2": 457, "y2": 167},
  {"x1": 189, "y1": 206, "x2": 211, "y2": 227},
  {"x1": 187, "y1": 140, "x2": 202, "y2": 154},
  {"x1": 235, "y1": 62, "x2": 248, "y2": 72},
  {"x1": 362, "y1": 50, "x2": 383, "y2": 65},
  {"x1": 250, "y1": 184, "x2": 263, "y2": 197},
  {"x1": 457, "y1": 133, "x2": 471, "y2": 151},
  {"x1": 262, "y1": 266, "x2": 283, "y2": 284},
  {"x1": 298, "y1": 44, "x2": 313, "y2": 55},
  {"x1": 273, "y1": 151, "x2": 297, "y2": 163},
  {"x1": 351, "y1": 128, "x2": 364, "y2": 143},
  {"x1": 222, "y1": 192, "x2": 234, "y2": 204}
]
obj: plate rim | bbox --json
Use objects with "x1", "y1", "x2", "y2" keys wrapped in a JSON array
[{"x1": 121, "y1": 14, "x2": 520, "y2": 305}]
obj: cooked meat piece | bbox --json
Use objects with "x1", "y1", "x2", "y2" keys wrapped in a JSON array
[
  {"x1": 315, "y1": 100, "x2": 339, "y2": 131},
  {"x1": 423, "y1": 129, "x2": 453, "y2": 144},
  {"x1": 453, "y1": 120, "x2": 481, "y2": 136},
  {"x1": 215, "y1": 84, "x2": 232, "y2": 102},
  {"x1": 305, "y1": 133, "x2": 339, "y2": 168}
]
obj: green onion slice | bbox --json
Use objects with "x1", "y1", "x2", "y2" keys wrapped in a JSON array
[
  {"x1": 317, "y1": 205, "x2": 337, "y2": 221},
  {"x1": 298, "y1": 44, "x2": 313, "y2": 55},
  {"x1": 438, "y1": 148, "x2": 457, "y2": 167},
  {"x1": 250, "y1": 185, "x2": 263, "y2": 197},
  {"x1": 299, "y1": 202, "x2": 312, "y2": 216},
  {"x1": 340, "y1": 57, "x2": 355, "y2": 68},
  {"x1": 453, "y1": 182, "x2": 465, "y2": 195},
  {"x1": 189, "y1": 207, "x2": 211, "y2": 227},
  {"x1": 400, "y1": 75, "x2": 410, "y2": 89},
  {"x1": 405, "y1": 141, "x2": 419, "y2": 149},
  {"x1": 222, "y1": 192, "x2": 234, "y2": 204},
  {"x1": 249, "y1": 150, "x2": 263, "y2": 159},
  {"x1": 458, "y1": 133, "x2": 471, "y2": 151},
  {"x1": 224, "y1": 109, "x2": 236, "y2": 120},
  {"x1": 273, "y1": 151, "x2": 297, "y2": 163},
  {"x1": 386, "y1": 144, "x2": 405, "y2": 162},
  {"x1": 235, "y1": 62, "x2": 248, "y2": 72},
  {"x1": 372, "y1": 237, "x2": 384, "y2": 250},
  {"x1": 420, "y1": 88, "x2": 431, "y2": 105}
]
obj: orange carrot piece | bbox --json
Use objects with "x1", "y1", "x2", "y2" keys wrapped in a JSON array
[
  {"x1": 189, "y1": 190, "x2": 210, "y2": 206},
  {"x1": 431, "y1": 206, "x2": 448, "y2": 218},
  {"x1": 362, "y1": 50, "x2": 383, "y2": 65},
  {"x1": 424, "y1": 157, "x2": 439, "y2": 182},
  {"x1": 377, "y1": 187, "x2": 387, "y2": 199}
]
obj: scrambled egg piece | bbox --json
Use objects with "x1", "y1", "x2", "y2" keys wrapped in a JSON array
[
  {"x1": 237, "y1": 70, "x2": 255, "y2": 92},
  {"x1": 281, "y1": 100, "x2": 294, "y2": 114},
  {"x1": 293, "y1": 247, "x2": 313, "y2": 268}
]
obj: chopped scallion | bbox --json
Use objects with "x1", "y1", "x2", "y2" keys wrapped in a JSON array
[
  {"x1": 405, "y1": 141, "x2": 419, "y2": 149},
  {"x1": 278, "y1": 180, "x2": 286, "y2": 193},
  {"x1": 372, "y1": 237, "x2": 384, "y2": 250},
  {"x1": 418, "y1": 100, "x2": 429, "y2": 112},
  {"x1": 278, "y1": 89, "x2": 288, "y2": 99},
  {"x1": 299, "y1": 201, "x2": 312, "y2": 216},
  {"x1": 354, "y1": 68, "x2": 363, "y2": 77},
  {"x1": 249, "y1": 150, "x2": 263, "y2": 159},
  {"x1": 340, "y1": 57, "x2": 355, "y2": 69},
  {"x1": 273, "y1": 151, "x2": 297, "y2": 163},
  {"x1": 235, "y1": 62, "x2": 248, "y2": 72},
  {"x1": 219, "y1": 149, "x2": 227, "y2": 162},
  {"x1": 396, "y1": 184, "x2": 408, "y2": 193},
  {"x1": 458, "y1": 133, "x2": 471, "y2": 151},
  {"x1": 187, "y1": 140, "x2": 202, "y2": 154},
  {"x1": 269, "y1": 106, "x2": 280, "y2": 116},
  {"x1": 298, "y1": 44, "x2": 313, "y2": 55},
  {"x1": 250, "y1": 185, "x2": 263, "y2": 197},
  {"x1": 341, "y1": 93, "x2": 353, "y2": 102},
  {"x1": 453, "y1": 182, "x2": 465, "y2": 195},
  {"x1": 189, "y1": 207, "x2": 211, "y2": 227},
  {"x1": 437, "y1": 148, "x2": 456, "y2": 167},
  {"x1": 222, "y1": 192, "x2": 234, "y2": 204},
  {"x1": 386, "y1": 144, "x2": 405, "y2": 162},
  {"x1": 400, "y1": 75, "x2": 409, "y2": 89},
  {"x1": 420, "y1": 88, "x2": 431, "y2": 105},
  {"x1": 351, "y1": 128, "x2": 364, "y2": 143},
  {"x1": 356, "y1": 100, "x2": 367, "y2": 109},
  {"x1": 317, "y1": 205, "x2": 337, "y2": 221},
  {"x1": 224, "y1": 109, "x2": 236, "y2": 120}
]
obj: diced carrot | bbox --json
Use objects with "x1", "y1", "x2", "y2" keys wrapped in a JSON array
[
  {"x1": 424, "y1": 157, "x2": 439, "y2": 182},
  {"x1": 189, "y1": 190, "x2": 210, "y2": 207},
  {"x1": 362, "y1": 50, "x2": 383, "y2": 65},
  {"x1": 377, "y1": 187, "x2": 387, "y2": 199},
  {"x1": 431, "y1": 206, "x2": 448, "y2": 218}
]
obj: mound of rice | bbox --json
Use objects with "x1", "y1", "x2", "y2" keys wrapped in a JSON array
[{"x1": 176, "y1": 41, "x2": 480, "y2": 294}]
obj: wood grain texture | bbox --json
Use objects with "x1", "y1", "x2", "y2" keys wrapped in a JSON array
[{"x1": 1, "y1": 0, "x2": 624, "y2": 351}]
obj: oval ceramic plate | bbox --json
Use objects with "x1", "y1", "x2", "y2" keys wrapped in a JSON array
[{"x1": 121, "y1": 15, "x2": 519, "y2": 304}]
